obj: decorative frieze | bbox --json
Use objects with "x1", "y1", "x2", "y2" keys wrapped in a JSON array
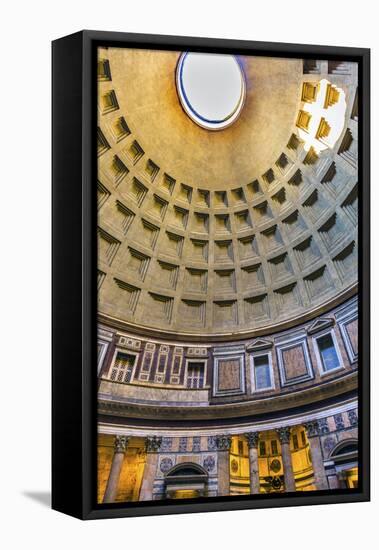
[
  {"x1": 160, "y1": 437, "x2": 172, "y2": 452},
  {"x1": 192, "y1": 436, "x2": 201, "y2": 453},
  {"x1": 207, "y1": 436, "x2": 217, "y2": 451},
  {"x1": 348, "y1": 409, "x2": 358, "y2": 427},
  {"x1": 118, "y1": 335, "x2": 141, "y2": 350},
  {"x1": 187, "y1": 347, "x2": 208, "y2": 358},
  {"x1": 145, "y1": 436, "x2": 162, "y2": 453},
  {"x1": 100, "y1": 289, "x2": 356, "y2": 391},
  {"x1": 318, "y1": 417, "x2": 330, "y2": 435},
  {"x1": 179, "y1": 437, "x2": 187, "y2": 452},
  {"x1": 304, "y1": 420, "x2": 319, "y2": 438},
  {"x1": 215, "y1": 435, "x2": 232, "y2": 451},
  {"x1": 334, "y1": 413, "x2": 345, "y2": 431}
]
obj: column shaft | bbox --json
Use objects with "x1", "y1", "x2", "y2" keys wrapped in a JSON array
[
  {"x1": 277, "y1": 427, "x2": 296, "y2": 492},
  {"x1": 139, "y1": 436, "x2": 162, "y2": 501},
  {"x1": 248, "y1": 446, "x2": 260, "y2": 494},
  {"x1": 308, "y1": 435, "x2": 329, "y2": 490},
  {"x1": 103, "y1": 436, "x2": 129, "y2": 503},
  {"x1": 216, "y1": 435, "x2": 231, "y2": 496},
  {"x1": 305, "y1": 421, "x2": 329, "y2": 490},
  {"x1": 139, "y1": 452, "x2": 159, "y2": 501},
  {"x1": 281, "y1": 441, "x2": 296, "y2": 492},
  {"x1": 245, "y1": 432, "x2": 260, "y2": 494},
  {"x1": 217, "y1": 451, "x2": 230, "y2": 496}
]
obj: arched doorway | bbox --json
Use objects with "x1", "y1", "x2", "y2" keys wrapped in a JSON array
[
  {"x1": 165, "y1": 463, "x2": 208, "y2": 499},
  {"x1": 330, "y1": 440, "x2": 358, "y2": 488}
]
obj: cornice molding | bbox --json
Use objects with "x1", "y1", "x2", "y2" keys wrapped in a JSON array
[{"x1": 97, "y1": 397, "x2": 358, "y2": 437}]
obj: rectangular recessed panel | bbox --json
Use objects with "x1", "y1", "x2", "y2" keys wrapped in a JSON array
[
  {"x1": 318, "y1": 213, "x2": 347, "y2": 251},
  {"x1": 282, "y1": 345, "x2": 308, "y2": 380},
  {"x1": 276, "y1": 336, "x2": 313, "y2": 386},
  {"x1": 184, "y1": 268, "x2": 207, "y2": 293},
  {"x1": 244, "y1": 294, "x2": 270, "y2": 323},
  {"x1": 126, "y1": 247, "x2": 150, "y2": 281},
  {"x1": 241, "y1": 263, "x2": 265, "y2": 290},
  {"x1": 215, "y1": 240, "x2": 233, "y2": 263},
  {"x1": 164, "y1": 231, "x2": 184, "y2": 258},
  {"x1": 98, "y1": 228, "x2": 120, "y2": 266},
  {"x1": 293, "y1": 236, "x2": 321, "y2": 270},
  {"x1": 133, "y1": 219, "x2": 159, "y2": 250},
  {"x1": 274, "y1": 283, "x2": 302, "y2": 315},
  {"x1": 238, "y1": 235, "x2": 259, "y2": 260},
  {"x1": 145, "y1": 293, "x2": 173, "y2": 324},
  {"x1": 214, "y1": 269, "x2": 236, "y2": 294},
  {"x1": 157, "y1": 261, "x2": 179, "y2": 290},
  {"x1": 333, "y1": 241, "x2": 357, "y2": 283},
  {"x1": 179, "y1": 300, "x2": 206, "y2": 327},
  {"x1": 213, "y1": 300, "x2": 238, "y2": 327},
  {"x1": 217, "y1": 359, "x2": 241, "y2": 391},
  {"x1": 190, "y1": 239, "x2": 208, "y2": 262},
  {"x1": 303, "y1": 265, "x2": 334, "y2": 301},
  {"x1": 345, "y1": 318, "x2": 358, "y2": 356}
]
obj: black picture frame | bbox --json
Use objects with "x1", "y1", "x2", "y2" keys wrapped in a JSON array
[{"x1": 52, "y1": 30, "x2": 370, "y2": 520}]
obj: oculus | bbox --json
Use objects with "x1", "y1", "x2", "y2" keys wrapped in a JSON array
[{"x1": 176, "y1": 52, "x2": 246, "y2": 130}]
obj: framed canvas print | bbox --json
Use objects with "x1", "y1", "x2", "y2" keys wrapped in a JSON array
[{"x1": 52, "y1": 30, "x2": 370, "y2": 520}]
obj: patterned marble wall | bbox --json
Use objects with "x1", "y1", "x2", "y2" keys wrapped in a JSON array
[{"x1": 98, "y1": 296, "x2": 357, "y2": 404}]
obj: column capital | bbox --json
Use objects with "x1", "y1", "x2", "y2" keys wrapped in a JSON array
[
  {"x1": 145, "y1": 435, "x2": 162, "y2": 453},
  {"x1": 114, "y1": 435, "x2": 129, "y2": 453},
  {"x1": 276, "y1": 426, "x2": 291, "y2": 444},
  {"x1": 245, "y1": 432, "x2": 260, "y2": 449},
  {"x1": 304, "y1": 420, "x2": 320, "y2": 438},
  {"x1": 215, "y1": 435, "x2": 232, "y2": 451}
]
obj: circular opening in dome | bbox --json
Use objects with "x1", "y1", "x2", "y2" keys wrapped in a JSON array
[{"x1": 176, "y1": 52, "x2": 246, "y2": 130}]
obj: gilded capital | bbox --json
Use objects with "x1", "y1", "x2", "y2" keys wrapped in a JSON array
[
  {"x1": 276, "y1": 426, "x2": 291, "y2": 444},
  {"x1": 245, "y1": 432, "x2": 260, "y2": 448},
  {"x1": 114, "y1": 435, "x2": 129, "y2": 453}
]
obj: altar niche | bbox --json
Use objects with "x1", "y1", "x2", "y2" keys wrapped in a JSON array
[{"x1": 164, "y1": 462, "x2": 209, "y2": 499}]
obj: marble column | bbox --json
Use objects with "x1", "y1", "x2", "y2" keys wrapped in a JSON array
[
  {"x1": 216, "y1": 435, "x2": 232, "y2": 496},
  {"x1": 139, "y1": 436, "x2": 162, "y2": 501},
  {"x1": 304, "y1": 421, "x2": 329, "y2": 490},
  {"x1": 277, "y1": 427, "x2": 296, "y2": 492},
  {"x1": 103, "y1": 435, "x2": 129, "y2": 503},
  {"x1": 245, "y1": 432, "x2": 260, "y2": 494}
]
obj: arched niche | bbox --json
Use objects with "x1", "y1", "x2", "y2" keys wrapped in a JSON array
[
  {"x1": 329, "y1": 439, "x2": 358, "y2": 489},
  {"x1": 330, "y1": 439, "x2": 358, "y2": 458},
  {"x1": 165, "y1": 462, "x2": 208, "y2": 499}
]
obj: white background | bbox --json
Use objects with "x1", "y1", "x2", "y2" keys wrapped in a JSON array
[{"x1": 1, "y1": 0, "x2": 377, "y2": 548}]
